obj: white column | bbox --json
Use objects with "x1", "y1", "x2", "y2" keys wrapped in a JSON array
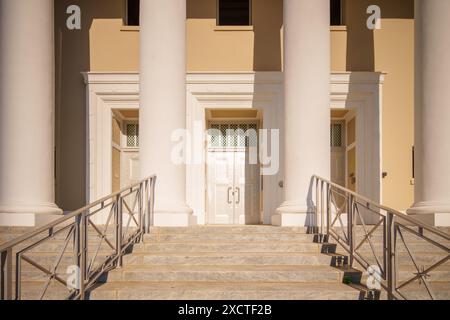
[
  {"x1": 408, "y1": 0, "x2": 450, "y2": 226},
  {"x1": 139, "y1": 0, "x2": 194, "y2": 226},
  {"x1": 273, "y1": 0, "x2": 330, "y2": 227},
  {"x1": 0, "y1": 0, "x2": 62, "y2": 227}
]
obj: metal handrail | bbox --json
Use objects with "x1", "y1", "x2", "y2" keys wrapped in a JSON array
[
  {"x1": 0, "y1": 175, "x2": 156, "y2": 300},
  {"x1": 313, "y1": 175, "x2": 450, "y2": 300}
]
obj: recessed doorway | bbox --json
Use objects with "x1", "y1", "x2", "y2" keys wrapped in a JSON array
[
  {"x1": 206, "y1": 121, "x2": 261, "y2": 225},
  {"x1": 111, "y1": 109, "x2": 140, "y2": 193}
]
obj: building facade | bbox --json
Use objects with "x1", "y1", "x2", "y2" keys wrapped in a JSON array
[{"x1": 0, "y1": 0, "x2": 449, "y2": 227}]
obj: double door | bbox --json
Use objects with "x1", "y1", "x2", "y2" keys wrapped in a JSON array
[{"x1": 207, "y1": 150, "x2": 260, "y2": 225}]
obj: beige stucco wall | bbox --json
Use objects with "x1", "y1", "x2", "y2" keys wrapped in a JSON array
[
  {"x1": 88, "y1": 0, "x2": 347, "y2": 72},
  {"x1": 344, "y1": 0, "x2": 415, "y2": 211},
  {"x1": 55, "y1": 0, "x2": 414, "y2": 212},
  {"x1": 54, "y1": 0, "x2": 129, "y2": 210}
]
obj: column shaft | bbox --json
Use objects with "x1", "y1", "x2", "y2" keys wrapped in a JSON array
[
  {"x1": 0, "y1": 0, "x2": 61, "y2": 226},
  {"x1": 274, "y1": 0, "x2": 331, "y2": 226},
  {"x1": 139, "y1": 0, "x2": 193, "y2": 226},
  {"x1": 408, "y1": 0, "x2": 450, "y2": 226}
]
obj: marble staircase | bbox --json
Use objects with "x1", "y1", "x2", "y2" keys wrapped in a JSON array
[{"x1": 1, "y1": 226, "x2": 449, "y2": 300}]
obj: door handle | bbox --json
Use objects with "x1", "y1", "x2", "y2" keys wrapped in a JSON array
[
  {"x1": 227, "y1": 187, "x2": 233, "y2": 204},
  {"x1": 235, "y1": 187, "x2": 240, "y2": 204}
]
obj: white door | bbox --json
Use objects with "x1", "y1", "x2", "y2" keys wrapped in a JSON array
[
  {"x1": 208, "y1": 150, "x2": 260, "y2": 225},
  {"x1": 207, "y1": 151, "x2": 235, "y2": 224},
  {"x1": 234, "y1": 150, "x2": 260, "y2": 225}
]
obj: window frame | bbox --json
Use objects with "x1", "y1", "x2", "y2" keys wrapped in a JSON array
[
  {"x1": 124, "y1": 0, "x2": 140, "y2": 27},
  {"x1": 216, "y1": 0, "x2": 253, "y2": 27},
  {"x1": 330, "y1": 0, "x2": 344, "y2": 26}
]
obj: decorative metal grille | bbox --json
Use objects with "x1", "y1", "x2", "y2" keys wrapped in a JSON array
[
  {"x1": 330, "y1": 123, "x2": 343, "y2": 147},
  {"x1": 126, "y1": 124, "x2": 139, "y2": 148},
  {"x1": 208, "y1": 123, "x2": 258, "y2": 148}
]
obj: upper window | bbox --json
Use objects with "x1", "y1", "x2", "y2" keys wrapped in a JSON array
[
  {"x1": 217, "y1": 0, "x2": 252, "y2": 26},
  {"x1": 330, "y1": 0, "x2": 343, "y2": 26},
  {"x1": 126, "y1": 0, "x2": 140, "y2": 26}
]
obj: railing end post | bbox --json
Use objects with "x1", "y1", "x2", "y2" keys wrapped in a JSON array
[
  {"x1": 1, "y1": 248, "x2": 13, "y2": 300},
  {"x1": 386, "y1": 212, "x2": 396, "y2": 300}
]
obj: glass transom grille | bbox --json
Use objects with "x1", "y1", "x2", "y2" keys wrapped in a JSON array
[
  {"x1": 208, "y1": 123, "x2": 258, "y2": 148},
  {"x1": 330, "y1": 123, "x2": 343, "y2": 147},
  {"x1": 126, "y1": 124, "x2": 139, "y2": 147}
]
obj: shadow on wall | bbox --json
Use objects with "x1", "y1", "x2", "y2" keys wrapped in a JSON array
[
  {"x1": 252, "y1": 0, "x2": 283, "y2": 71},
  {"x1": 54, "y1": 0, "x2": 124, "y2": 211},
  {"x1": 187, "y1": 0, "x2": 283, "y2": 72},
  {"x1": 345, "y1": 0, "x2": 414, "y2": 72},
  {"x1": 187, "y1": 0, "x2": 216, "y2": 19}
]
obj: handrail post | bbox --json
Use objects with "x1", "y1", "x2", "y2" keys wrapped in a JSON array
[
  {"x1": 348, "y1": 195, "x2": 355, "y2": 267},
  {"x1": 315, "y1": 177, "x2": 319, "y2": 234},
  {"x1": 139, "y1": 181, "x2": 144, "y2": 239},
  {"x1": 1, "y1": 248, "x2": 13, "y2": 300},
  {"x1": 386, "y1": 212, "x2": 395, "y2": 300},
  {"x1": 116, "y1": 194, "x2": 123, "y2": 268},
  {"x1": 144, "y1": 180, "x2": 149, "y2": 234},
  {"x1": 320, "y1": 180, "x2": 324, "y2": 237},
  {"x1": 148, "y1": 177, "x2": 156, "y2": 233},
  {"x1": 326, "y1": 183, "x2": 331, "y2": 236},
  {"x1": 76, "y1": 211, "x2": 87, "y2": 300}
]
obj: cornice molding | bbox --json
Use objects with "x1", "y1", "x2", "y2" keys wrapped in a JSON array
[{"x1": 82, "y1": 71, "x2": 386, "y2": 86}]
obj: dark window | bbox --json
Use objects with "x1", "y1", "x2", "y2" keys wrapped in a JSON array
[
  {"x1": 126, "y1": 0, "x2": 140, "y2": 26},
  {"x1": 218, "y1": 0, "x2": 251, "y2": 26},
  {"x1": 330, "y1": 0, "x2": 343, "y2": 26}
]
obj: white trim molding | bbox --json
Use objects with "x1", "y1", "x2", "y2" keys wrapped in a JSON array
[
  {"x1": 82, "y1": 72, "x2": 139, "y2": 225},
  {"x1": 83, "y1": 71, "x2": 385, "y2": 225}
]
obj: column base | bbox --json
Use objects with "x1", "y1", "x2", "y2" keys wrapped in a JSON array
[
  {"x1": 0, "y1": 203, "x2": 63, "y2": 227},
  {"x1": 407, "y1": 201, "x2": 450, "y2": 227},
  {"x1": 0, "y1": 205, "x2": 63, "y2": 227},
  {"x1": 273, "y1": 202, "x2": 315, "y2": 227},
  {"x1": 153, "y1": 206, "x2": 197, "y2": 227}
]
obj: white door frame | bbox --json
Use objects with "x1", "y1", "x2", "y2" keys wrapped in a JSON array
[
  {"x1": 330, "y1": 72, "x2": 385, "y2": 207},
  {"x1": 83, "y1": 71, "x2": 384, "y2": 226},
  {"x1": 206, "y1": 121, "x2": 262, "y2": 225},
  {"x1": 186, "y1": 72, "x2": 284, "y2": 226}
]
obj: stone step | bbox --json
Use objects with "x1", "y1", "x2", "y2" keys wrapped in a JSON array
[
  {"x1": 0, "y1": 228, "x2": 138, "y2": 245},
  {"x1": 4, "y1": 228, "x2": 445, "y2": 245},
  {"x1": 330, "y1": 227, "x2": 450, "y2": 241},
  {"x1": 355, "y1": 265, "x2": 450, "y2": 283},
  {"x1": 15, "y1": 250, "x2": 449, "y2": 273},
  {"x1": 125, "y1": 252, "x2": 335, "y2": 266},
  {"x1": 15, "y1": 252, "x2": 450, "y2": 283},
  {"x1": 144, "y1": 232, "x2": 315, "y2": 242},
  {"x1": 328, "y1": 240, "x2": 447, "y2": 254},
  {"x1": 17, "y1": 280, "x2": 450, "y2": 300},
  {"x1": 138, "y1": 241, "x2": 322, "y2": 254},
  {"x1": 17, "y1": 281, "x2": 368, "y2": 300},
  {"x1": 325, "y1": 251, "x2": 450, "y2": 267},
  {"x1": 11, "y1": 251, "x2": 335, "y2": 269},
  {"x1": 381, "y1": 282, "x2": 450, "y2": 300},
  {"x1": 137, "y1": 240, "x2": 447, "y2": 254},
  {"x1": 3, "y1": 239, "x2": 446, "y2": 257},
  {"x1": 18, "y1": 266, "x2": 343, "y2": 284},
  {"x1": 104, "y1": 265, "x2": 344, "y2": 283},
  {"x1": 0, "y1": 231, "x2": 138, "y2": 245},
  {"x1": 150, "y1": 226, "x2": 310, "y2": 234}
]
